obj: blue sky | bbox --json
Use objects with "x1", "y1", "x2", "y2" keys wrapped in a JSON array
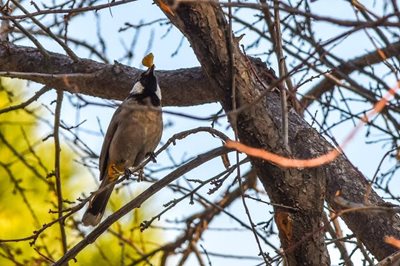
[{"x1": 13, "y1": 0, "x2": 399, "y2": 264}]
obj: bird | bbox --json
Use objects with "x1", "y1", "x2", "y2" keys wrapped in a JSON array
[{"x1": 82, "y1": 64, "x2": 163, "y2": 226}]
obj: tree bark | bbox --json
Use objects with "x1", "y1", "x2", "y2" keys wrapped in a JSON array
[
  {"x1": 0, "y1": 2, "x2": 399, "y2": 263},
  {"x1": 0, "y1": 42, "x2": 220, "y2": 107},
  {"x1": 162, "y1": 2, "x2": 329, "y2": 264}
]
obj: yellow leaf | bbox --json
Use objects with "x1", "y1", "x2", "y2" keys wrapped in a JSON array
[{"x1": 142, "y1": 53, "x2": 154, "y2": 68}]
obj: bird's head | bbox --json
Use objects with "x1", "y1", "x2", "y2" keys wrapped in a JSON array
[{"x1": 130, "y1": 64, "x2": 161, "y2": 106}]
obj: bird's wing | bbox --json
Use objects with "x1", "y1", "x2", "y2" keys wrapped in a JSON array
[{"x1": 99, "y1": 107, "x2": 122, "y2": 181}]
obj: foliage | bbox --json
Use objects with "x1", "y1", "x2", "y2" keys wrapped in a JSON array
[{"x1": 0, "y1": 79, "x2": 162, "y2": 265}]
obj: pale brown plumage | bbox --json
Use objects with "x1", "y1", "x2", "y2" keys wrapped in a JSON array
[{"x1": 82, "y1": 65, "x2": 162, "y2": 226}]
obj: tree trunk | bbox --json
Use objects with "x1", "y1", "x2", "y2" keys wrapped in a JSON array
[
  {"x1": 0, "y1": 2, "x2": 399, "y2": 264},
  {"x1": 159, "y1": 2, "x2": 400, "y2": 264},
  {"x1": 162, "y1": 2, "x2": 329, "y2": 264}
]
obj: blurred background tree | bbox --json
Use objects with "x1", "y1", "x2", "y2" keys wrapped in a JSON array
[{"x1": 0, "y1": 78, "x2": 162, "y2": 265}]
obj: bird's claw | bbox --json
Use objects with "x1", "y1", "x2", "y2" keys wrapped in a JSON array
[
  {"x1": 137, "y1": 168, "x2": 144, "y2": 182},
  {"x1": 124, "y1": 168, "x2": 133, "y2": 178}
]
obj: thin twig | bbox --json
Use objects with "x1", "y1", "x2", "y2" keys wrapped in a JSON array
[
  {"x1": 0, "y1": 86, "x2": 51, "y2": 115},
  {"x1": 273, "y1": 0, "x2": 290, "y2": 151},
  {"x1": 0, "y1": 13, "x2": 49, "y2": 58},
  {"x1": 324, "y1": 213, "x2": 354, "y2": 266},
  {"x1": 364, "y1": 147, "x2": 398, "y2": 202},
  {"x1": 54, "y1": 90, "x2": 68, "y2": 256},
  {"x1": 11, "y1": 0, "x2": 79, "y2": 61},
  {"x1": 53, "y1": 147, "x2": 230, "y2": 266},
  {"x1": 227, "y1": 1, "x2": 270, "y2": 264},
  {"x1": 0, "y1": 0, "x2": 138, "y2": 20}
]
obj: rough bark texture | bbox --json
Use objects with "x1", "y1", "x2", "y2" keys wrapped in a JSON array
[
  {"x1": 0, "y1": 42, "x2": 220, "y2": 106},
  {"x1": 0, "y1": 3, "x2": 399, "y2": 264},
  {"x1": 163, "y1": 3, "x2": 330, "y2": 265},
  {"x1": 326, "y1": 158, "x2": 400, "y2": 260}
]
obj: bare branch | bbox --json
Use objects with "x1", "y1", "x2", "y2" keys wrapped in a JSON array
[
  {"x1": 53, "y1": 147, "x2": 230, "y2": 266},
  {"x1": 0, "y1": 43, "x2": 220, "y2": 107},
  {"x1": 301, "y1": 41, "x2": 400, "y2": 109}
]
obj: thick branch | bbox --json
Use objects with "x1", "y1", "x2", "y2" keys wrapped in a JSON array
[
  {"x1": 0, "y1": 42, "x2": 220, "y2": 107},
  {"x1": 161, "y1": 2, "x2": 329, "y2": 265},
  {"x1": 159, "y1": 1, "x2": 400, "y2": 263}
]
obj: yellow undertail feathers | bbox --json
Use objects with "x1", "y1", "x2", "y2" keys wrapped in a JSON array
[{"x1": 107, "y1": 162, "x2": 125, "y2": 180}]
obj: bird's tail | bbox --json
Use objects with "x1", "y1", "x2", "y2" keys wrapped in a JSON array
[{"x1": 82, "y1": 179, "x2": 115, "y2": 226}]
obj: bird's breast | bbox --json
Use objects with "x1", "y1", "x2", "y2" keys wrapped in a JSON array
[{"x1": 123, "y1": 103, "x2": 163, "y2": 146}]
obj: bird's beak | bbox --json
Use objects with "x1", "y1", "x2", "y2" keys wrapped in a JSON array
[{"x1": 145, "y1": 64, "x2": 155, "y2": 76}]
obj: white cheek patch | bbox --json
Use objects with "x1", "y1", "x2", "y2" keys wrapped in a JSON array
[
  {"x1": 130, "y1": 81, "x2": 144, "y2": 94},
  {"x1": 155, "y1": 84, "x2": 162, "y2": 101}
]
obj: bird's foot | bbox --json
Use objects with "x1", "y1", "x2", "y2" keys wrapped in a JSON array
[
  {"x1": 137, "y1": 168, "x2": 145, "y2": 182},
  {"x1": 124, "y1": 168, "x2": 133, "y2": 178}
]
